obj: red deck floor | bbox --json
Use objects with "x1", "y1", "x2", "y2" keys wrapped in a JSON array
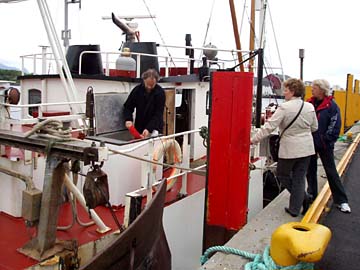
[{"x1": 0, "y1": 172, "x2": 205, "y2": 270}]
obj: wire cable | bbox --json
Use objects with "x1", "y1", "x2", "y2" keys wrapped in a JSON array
[
  {"x1": 267, "y1": 2, "x2": 285, "y2": 81},
  {"x1": 108, "y1": 146, "x2": 206, "y2": 173},
  {"x1": 141, "y1": 0, "x2": 176, "y2": 68},
  {"x1": 201, "y1": 0, "x2": 216, "y2": 47}
]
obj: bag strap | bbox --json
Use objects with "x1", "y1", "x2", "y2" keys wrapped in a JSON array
[{"x1": 279, "y1": 100, "x2": 304, "y2": 139}]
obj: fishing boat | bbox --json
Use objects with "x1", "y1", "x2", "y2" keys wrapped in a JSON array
[{"x1": 0, "y1": 0, "x2": 328, "y2": 269}]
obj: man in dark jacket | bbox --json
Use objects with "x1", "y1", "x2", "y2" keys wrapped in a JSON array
[
  {"x1": 123, "y1": 69, "x2": 165, "y2": 138},
  {"x1": 306, "y1": 79, "x2": 351, "y2": 213}
]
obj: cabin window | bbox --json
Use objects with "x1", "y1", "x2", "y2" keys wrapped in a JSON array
[
  {"x1": 175, "y1": 90, "x2": 183, "y2": 108},
  {"x1": 28, "y1": 88, "x2": 41, "y2": 116}
]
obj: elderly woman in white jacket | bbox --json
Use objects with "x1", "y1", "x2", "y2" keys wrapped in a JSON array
[{"x1": 251, "y1": 78, "x2": 318, "y2": 217}]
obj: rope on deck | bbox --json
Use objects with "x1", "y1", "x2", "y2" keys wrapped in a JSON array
[
  {"x1": 200, "y1": 245, "x2": 314, "y2": 270},
  {"x1": 24, "y1": 118, "x2": 73, "y2": 141}
]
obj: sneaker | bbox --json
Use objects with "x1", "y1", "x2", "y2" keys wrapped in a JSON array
[{"x1": 338, "y1": 203, "x2": 351, "y2": 213}]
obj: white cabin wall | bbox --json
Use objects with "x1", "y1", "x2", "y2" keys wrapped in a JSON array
[
  {"x1": 190, "y1": 82, "x2": 208, "y2": 160},
  {"x1": 248, "y1": 157, "x2": 265, "y2": 220},
  {"x1": 0, "y1": 158, "x2": 33, "y2": 217},
  {"x1": 77, "y1": 140, "x2": 163, "y2": 207},
  {"x1": 20, "y1": 78, "x2": 138, "y2": 117},
  {"x1": 163, "y1": 189, "x2": 205, "y2": 270}
]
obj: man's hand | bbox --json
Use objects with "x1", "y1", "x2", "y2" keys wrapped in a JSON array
[
  {"x1": 142, "y1": 129, "x2": 150, "y2": 138},
  {"x1": 125, "y1": 121, "x2": 133, "y2": 128}
]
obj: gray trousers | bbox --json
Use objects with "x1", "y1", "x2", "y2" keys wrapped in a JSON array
[{"x1": 277, "y1": 156, "x2": 311, "y2": 215}]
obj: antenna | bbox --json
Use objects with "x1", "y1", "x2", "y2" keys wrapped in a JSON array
[{"x1": 102, "y1": 14, "x2": 156, "y2": 21}]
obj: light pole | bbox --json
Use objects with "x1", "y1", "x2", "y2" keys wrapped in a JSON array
[{"x1": 299, "y1": 49, "x2": 304, "y2": 81}]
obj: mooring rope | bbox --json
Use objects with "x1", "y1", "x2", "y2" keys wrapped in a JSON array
[{"x1": 200, "y1": 245, "x2": 314, "y2": 270}]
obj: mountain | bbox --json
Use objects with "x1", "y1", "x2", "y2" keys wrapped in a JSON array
[{"x1": 0, "y1": 62, "x2": 20, "y2": 71}]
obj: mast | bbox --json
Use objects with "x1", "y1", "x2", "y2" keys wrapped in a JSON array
[
  {"x1": 62, "y1": 0, "x2": 81, "y2": 50},
  {"x1": 229, "y1": 0, "x2": 244, "y2": 72},
  {"x1": 248, "y1": 0, "x2": 256, "y2": 72}
]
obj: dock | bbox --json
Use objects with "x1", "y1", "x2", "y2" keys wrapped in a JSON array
[{"x1": 200, "y1": 123, "x2": 360, "y2": 270}]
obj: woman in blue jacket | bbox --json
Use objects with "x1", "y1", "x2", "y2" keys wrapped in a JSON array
[{"x1": 307, "y1": 79, "x2": 351, "y2": 213}]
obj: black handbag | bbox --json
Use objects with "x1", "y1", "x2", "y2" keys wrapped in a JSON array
[{"x1": 270, "y1": 101, "x2": 304, "y2": 162}]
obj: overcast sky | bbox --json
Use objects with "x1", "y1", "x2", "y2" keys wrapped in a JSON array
[{"x1": 1, "y1": 0, "x2": 359, "y2": 88}]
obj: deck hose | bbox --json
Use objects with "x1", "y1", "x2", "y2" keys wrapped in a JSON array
[{"x1": 200, "y1": 245, "x2": 314, "y2": 270}]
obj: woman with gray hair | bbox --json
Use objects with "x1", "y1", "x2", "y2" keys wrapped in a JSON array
[{"x1": 306, "y1": 79, "x2": 351, "y2": 213}]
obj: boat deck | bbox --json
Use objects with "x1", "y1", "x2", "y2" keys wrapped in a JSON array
[
  {"x1": 316, "y1": 145, "x2": 360, "y2": 270},
  {"x1": 0, "y1": 172, "x2": 205, "y2": 270}
]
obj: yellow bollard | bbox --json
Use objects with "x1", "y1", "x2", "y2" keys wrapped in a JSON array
[{"x1": 270, "y1": 222, "x2": 331, "y2": 266}]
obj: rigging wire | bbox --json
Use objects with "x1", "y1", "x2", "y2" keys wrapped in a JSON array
[
  {"x1": 237, "y1": 18, "x2": 279, "y2": 99},
  {"x1": 239, "y1": 0, "x2": 247, "y2": 36},
  {"x1": 241, "y1": 1, "x2": 281, "y2": 98},
  {"x1": 258, "y1": 0, "x2": 267, "y2": 50},
  {"x1": 244, "y1": 2, "x2": 271, "y2": 72},
  {"x1": 267, "y1": 2, "x2": 285, "y2": 81},
  {"x1": 201, "y1": 0, "x2": 216, "y2": 47},
  {"x1": 0, "y1": 0, "x2": 28, "y2": 3},
  {"x1": 141, "y1": 0, "x2": 176, "y2": 68}
]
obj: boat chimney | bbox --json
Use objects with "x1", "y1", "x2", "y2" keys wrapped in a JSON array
[{"x1": 111, "y1": 13, "x2": 136, "y2": 43}]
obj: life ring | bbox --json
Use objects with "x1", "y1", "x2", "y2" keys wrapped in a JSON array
[{"x1": 152, "y1": 139, "x2": 182, "y2": 191}]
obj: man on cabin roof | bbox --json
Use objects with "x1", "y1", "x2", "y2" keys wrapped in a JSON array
[{"x1": 123, "y1": 68, "x2": 165, "y2": 138}]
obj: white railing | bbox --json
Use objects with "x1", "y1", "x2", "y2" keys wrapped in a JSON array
[
  {"x1": 0, "y1": 100, "x2": 86, "y2": 125},
  {"x1": 21, "y1": 52, "x2": 58, "y2": 75},
  {"x1": 118, "y1": 128, "x2": 205, "y2": 227},
  {"x1": 20, "y1": 44, "x2": 253, "y2": 77},
  {"x1": 78, "y1": 50, "x2": 228, "y2": 78},
  {"x1": 113, "y1": 129, "x2": 202, "y2": 194}
]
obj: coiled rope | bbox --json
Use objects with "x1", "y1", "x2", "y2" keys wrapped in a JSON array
[
  {"x1": 24, "y1": 119, "x2": 73, "y2": 141},
  {"x1": 200, "y1": 246, "x2": 314, "y2": 270},
  {"x1": 199, "y1": 126, "x2": 208, "y2": 147},
  {"x1": 24, "y1": 119, "x2": 76, "y2": 156}
]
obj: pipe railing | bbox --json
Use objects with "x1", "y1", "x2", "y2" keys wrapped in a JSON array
[
  {"x1": 0, "y1": 100, "x2": 86, "y2": 125},
  {"x1": 121, "y1": 129, "x2": 205, "y2": 225},
  {"x1": 78, "y1": 50, "x2": 226, "y2": 78},
  {"x1": 108, "y1": 129, "x2": 202, "y2": 197},
  {"x1": 20, "y1": 43, "x2": 248, "y2": 77},
  {"x1": 112, "y1": 129, "x2": 200, "y2": 155}
]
